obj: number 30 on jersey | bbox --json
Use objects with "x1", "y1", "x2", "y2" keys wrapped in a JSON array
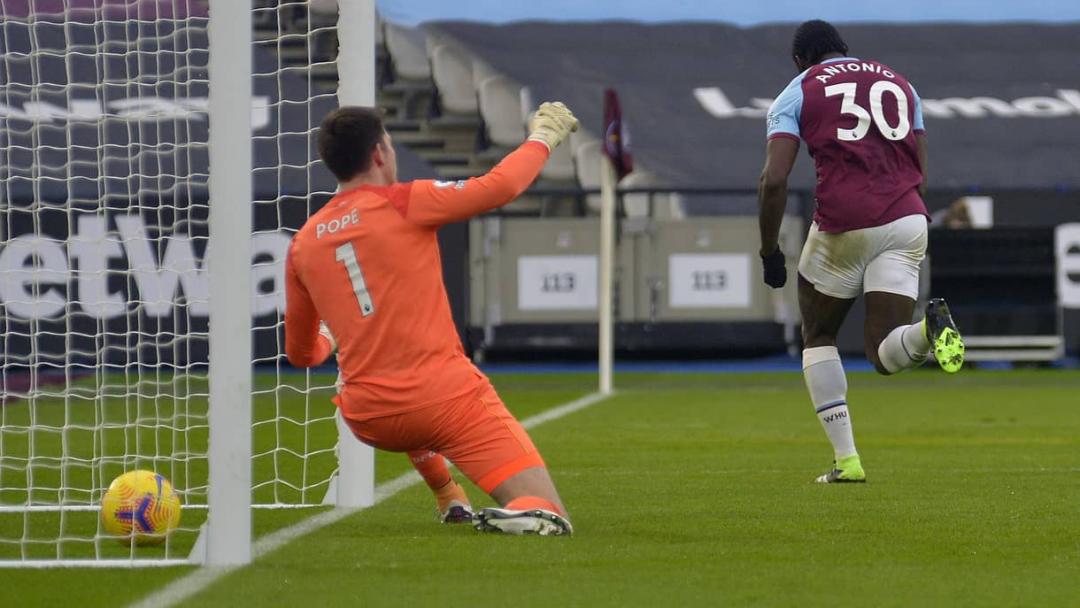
[{"x1": 824, "y1": 81, "x2": 911, "y2": 142}]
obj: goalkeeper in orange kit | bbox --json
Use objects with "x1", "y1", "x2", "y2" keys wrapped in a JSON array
[{"x1": 285, "y1": 102, "x2": 579, "y2": 535}]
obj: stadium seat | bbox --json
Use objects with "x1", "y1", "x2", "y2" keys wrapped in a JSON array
[
  {"x1": 384, "y1": 23, "x2": 431, "y2": 81},
  {"x1": 620, "y1": 171, "x2": 687, "y2": 220},
  {"x1": 573, "y1": 140, "x2": 604, "y2": 214},
  {"x1": 542, "y1": 138, "x2": 576, "y2": 182},
  {"x1": 429, "y1": 44, "x2": 479, "y2": 115},
  {"x1": 374, "y1": 12, "x2": 385, "y2": 48},
  {"x1": 304, "y1": 1, "x2": 345, "y2": 67},
  {"x1": 477, "y1": 75, "x2": 526, "y2": 148},
  {"x1": 423, "y1": 27, "x2": 456, "y2": 55},
  {"x1": 569, "y1": 129, "x2": 600, "y2": 156},
  {"x1": 308, "y1": 0, "x2": 336, "y2": 17},
  {"x1": 572, "y1": 141, "x2": 684, "y2": 218},
  {"x1": 472, "y1": 59, "x2": 500, "y2": 87}
]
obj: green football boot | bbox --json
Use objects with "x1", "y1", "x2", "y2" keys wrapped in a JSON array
[
  {"x1": 815, "y1": 454, "x2": 866, "y2": 484},
  {"x1": 924, "y1": 298, "x2": 965, "y2": 373}
]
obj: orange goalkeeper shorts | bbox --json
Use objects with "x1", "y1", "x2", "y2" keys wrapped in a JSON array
[{"x1": 342, "y1": 381, "x2": 545, "y2": 494}]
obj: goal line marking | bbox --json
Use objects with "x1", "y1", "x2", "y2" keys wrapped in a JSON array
[{"x1": 128, "y1": 390, "x2": 613, "y2": 608}]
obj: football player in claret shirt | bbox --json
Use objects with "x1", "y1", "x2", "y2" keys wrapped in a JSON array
[
  {"x1": 756, "y1": 20, "x2": 965, "y2": 483},
  {"x1": 285, "y1": 102, "x2": 579, "y2": 535}
]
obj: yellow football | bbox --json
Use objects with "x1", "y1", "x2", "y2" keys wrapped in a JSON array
[{"x1": 100, "y1": 470, "x2": 182, "y2": 546}]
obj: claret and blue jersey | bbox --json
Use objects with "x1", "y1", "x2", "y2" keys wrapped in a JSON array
[{"x1": 766, "y1": 57, "x2": 929, "y2": 233}]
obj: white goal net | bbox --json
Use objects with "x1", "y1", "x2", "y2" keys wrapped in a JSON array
[{"x1": 0, "y1": 0, "x2": 358, "y2": 566}]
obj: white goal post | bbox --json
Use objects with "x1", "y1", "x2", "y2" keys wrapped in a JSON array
[
  {"x1": 0, "y1": 0, "x2": 376, "y2": 567},
  {"x1": 205, "y1": 0, "x2": 253, "y2": 567},
  {"x1": 326, "y1": 0, "x2": 377, "y2": 510}
]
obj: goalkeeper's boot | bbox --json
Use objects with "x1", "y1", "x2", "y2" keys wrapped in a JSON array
[
  {"x1": 474, "y1": 507, "x2": 573, "y2": 536},
  {"x1": 814, "y1": 454, "x2": 866, "y2": 484},
  {"x1": 435, "y1": 481, "x2": 474, "y2": 524},
  {"x1": 439, "y1": 501, "x2": 475, "y2": 524},
  {"x1": 925, "y1": 298, "x2": 965, "y2": 373}
]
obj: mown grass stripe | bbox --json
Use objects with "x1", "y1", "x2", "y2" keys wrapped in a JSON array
[{"x1": 128, "y1": 391, "x2": 611, "y2": 608}]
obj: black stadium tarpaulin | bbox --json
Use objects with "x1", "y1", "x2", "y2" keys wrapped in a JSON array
[
  {"x1": 0, "y1": 8, "x2": 336, "y2": 205},
  {"x1": 430, "y1": 21, "x2": 1080, "y2": 190},
  {"x1": 0, "y1": 6, "x2": 338, "y2": 369}
]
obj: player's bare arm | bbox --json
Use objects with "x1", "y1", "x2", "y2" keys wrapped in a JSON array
[
  {"x1": 757, "y1": 136, "x2": 799, "y2": 287},
  {"x1": 758, "y1": 137, "x2": 799, "y2": 255}
]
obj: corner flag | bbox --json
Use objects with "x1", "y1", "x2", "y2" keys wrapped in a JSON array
[{"x1": 602, "y1": 88, "x2": 633, "y2": 181}]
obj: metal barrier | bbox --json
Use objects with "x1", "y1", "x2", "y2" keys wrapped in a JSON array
[
  {"x1": 929, "y1": 228, "x2": 1065, "y2": 361},
  {"x1": 466, "y1": 188, "x2": 809, "y2": 357},
  {"x1": 460, "y1": 186, "x2": 1077, "y2": 360}
]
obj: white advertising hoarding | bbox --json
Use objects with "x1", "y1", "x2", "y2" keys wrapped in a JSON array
[
  {"x1": 669, "y1": 253, "x2": 751, "y2": 308},
  {"x1": 1056, "y1": 223, "x2": 1080, "y2": 309},
  {"x1": 517, "y1": 255, "x2": 598, "y2": 311}
]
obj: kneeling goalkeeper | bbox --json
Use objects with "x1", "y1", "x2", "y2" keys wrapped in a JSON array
[{"x1": 285, "y1": 102, "x2": 579, "y2": 535}]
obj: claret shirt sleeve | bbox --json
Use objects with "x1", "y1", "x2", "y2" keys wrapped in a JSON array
[
  {"x1": 284, "y1": 245, "x2": 333, "y2": 368},
  {"x1": 908, "y1": 82, "x2": 926, "y2": 133},
  {"x1": 392, "y1": 141, "x2": 550, "y2": 226},
  {"x1": 766, "y1": 72, "x2": 807, "y2": 141}
]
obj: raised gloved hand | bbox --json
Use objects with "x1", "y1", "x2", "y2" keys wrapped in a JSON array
[
  {"x1": 760, "y1": 247, "x2": 787, "y2": 289},
  {"x1": 527, "y1": 102, "x2": 580, "y2": 151}
]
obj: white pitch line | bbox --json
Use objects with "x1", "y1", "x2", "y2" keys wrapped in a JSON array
[
  {"x1": 129, "y1": 390, "x2": 613, "y2": 608},
  {"x1": 519, "y1": 391, "x2": 611, "y2": 430}
]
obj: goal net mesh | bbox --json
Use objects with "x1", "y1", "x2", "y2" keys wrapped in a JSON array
[{"x1": 0, "y1": 0, "x2": 341, "y2": 564}]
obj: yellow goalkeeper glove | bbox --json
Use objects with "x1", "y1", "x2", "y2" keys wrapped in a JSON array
[{"x1": 527, "y1": 101, "x2": 580, "y2": 151}]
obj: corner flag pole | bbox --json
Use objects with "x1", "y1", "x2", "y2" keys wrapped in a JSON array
[
  {"x1": 598, "y1": 88, "x2": 632, "y2": 395},
  {"x1": 598, "y1": 155, "x2": 616, "y2": 395}
]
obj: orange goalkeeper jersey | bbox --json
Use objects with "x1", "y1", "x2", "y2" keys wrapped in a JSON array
[{"x1": 285, "y1": 141, "x2": 549, "y2": 421}]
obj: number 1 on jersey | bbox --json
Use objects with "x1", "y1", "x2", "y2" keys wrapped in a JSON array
[{"x1": 335, "y1": 242, "x2": 375, "y2": 317}]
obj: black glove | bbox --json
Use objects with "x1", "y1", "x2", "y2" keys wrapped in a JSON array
[{"x1": 760, "y1": 247, "x2": 787, "y2": 288}]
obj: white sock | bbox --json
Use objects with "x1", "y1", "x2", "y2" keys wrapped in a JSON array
[
  {"x1": 803, "y1": 346, "x2": 857, "y2": 460},
  {"x1": 877, "y1": 322, "x2": 931, "y2": 374}
]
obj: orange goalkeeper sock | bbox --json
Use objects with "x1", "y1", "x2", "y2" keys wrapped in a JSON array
[
  {"x1": 408, "y1": 450, "x2": 452, "y2": 491},
  {"x1": 505, "y1": 496, "x2": 564, "y2": 517},
  {"x1": 434, "y1": 479, "x2": 470, "y2": 512}
]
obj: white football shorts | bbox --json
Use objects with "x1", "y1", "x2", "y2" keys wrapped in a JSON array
[{"x1": 797, "y1": 214, "x2": 928, "y2": 300}]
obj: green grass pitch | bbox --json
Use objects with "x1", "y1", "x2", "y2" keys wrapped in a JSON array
[{"x1": 1, "y1": 369, "x2": 1078, "y2": 606}]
